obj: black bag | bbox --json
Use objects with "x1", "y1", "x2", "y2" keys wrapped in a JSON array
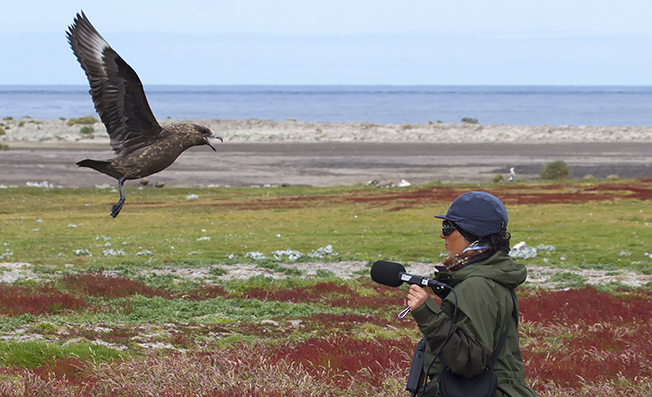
[
  {"x1": 437, "y1": 366, "x2": 497, "y2": 397},
  {"x1": 435, "y1": 291, "x2": 517, "y2": 397},
  {"x1": 406, "y1": 338, "x2": 428, "y2": 395}
]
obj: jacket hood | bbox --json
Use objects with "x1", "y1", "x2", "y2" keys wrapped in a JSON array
[{"x1": 446, "y1": 251, "x2": 527, "y2": 289}]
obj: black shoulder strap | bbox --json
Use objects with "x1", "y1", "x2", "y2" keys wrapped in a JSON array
[{"x1": 487, "y1": 290, "x2": 517, "y2": 370}]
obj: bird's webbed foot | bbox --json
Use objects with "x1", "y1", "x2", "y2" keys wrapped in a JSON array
[
  {"x1": 111, "y1": 177, "x2": 127, "y2": 219},
  {"x1": 111, "y1": 199, "x2": 125, "y2": 219}
]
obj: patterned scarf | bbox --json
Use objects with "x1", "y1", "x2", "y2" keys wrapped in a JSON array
[{"x1": 442, "y1": 244, "x2": 490, "y2": 272}]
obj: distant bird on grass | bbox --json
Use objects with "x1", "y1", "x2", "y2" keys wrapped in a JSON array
[{"x1": 67, "y1": 11, "x2": 222, "y2": 218}]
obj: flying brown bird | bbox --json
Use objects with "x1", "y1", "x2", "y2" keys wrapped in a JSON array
[{"x1": 67, "y1": 11, "x2": 222, "y2": 218}]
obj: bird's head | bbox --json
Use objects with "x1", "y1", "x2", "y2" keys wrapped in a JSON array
[{"x1": 192, "y1": 125, "x2": 223, "y2": 152}]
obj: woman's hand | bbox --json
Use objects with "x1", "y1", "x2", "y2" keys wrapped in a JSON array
[{"x1": 407, "y1": 284, "x2": 429, "y2": 310}]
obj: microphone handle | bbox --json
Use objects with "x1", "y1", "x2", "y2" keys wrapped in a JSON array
[{"x1": 399, "y1": 272, "x2": 449, "y2": 289}]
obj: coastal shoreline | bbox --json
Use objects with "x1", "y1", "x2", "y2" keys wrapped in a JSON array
[{"x1": 2, "y1": 117, "x2": 651, "y2": 188}]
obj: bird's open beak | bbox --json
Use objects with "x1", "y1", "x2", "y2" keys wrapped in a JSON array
[{"x1": 205, "y1": 134, "x2": 223, "y2": 152}]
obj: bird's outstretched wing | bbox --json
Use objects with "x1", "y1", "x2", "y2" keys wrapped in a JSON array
[{"x1": 67, "y1": 11, "x2": 163, "y2": 156}]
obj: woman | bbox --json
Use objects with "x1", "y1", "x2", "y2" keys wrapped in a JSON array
[{"x1": 407, "y1": 191, "x2": 537, "y2": 396}]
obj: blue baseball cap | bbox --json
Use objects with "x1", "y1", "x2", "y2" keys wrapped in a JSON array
[{"x1": 435, "y1": 191, "x2": 508, "y2": 238}]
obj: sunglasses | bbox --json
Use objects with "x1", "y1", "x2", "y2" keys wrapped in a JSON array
[{"x1": 442, "y1": 220, "x2": 457, "y2": 236}]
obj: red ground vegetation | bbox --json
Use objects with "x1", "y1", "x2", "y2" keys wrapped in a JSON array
[
  {"x1": 268, "y1": 336, "x2": 414, "y2": 387},
  {"x1": 0, "y1": 283, "x2": 88, "y2": 316},
  {"x1": 60, "y1": 272, "x2": 230, "y2": 302},
  {"x1": 2, "y1": 277, "x2": 652, "y2": 395},
  {"x1": 31, "y1": 357, "x2": 87, "y2": 382},
  {"x1": 519, "y1": 287, "x2": 652, "y2": 388},
  {"x1": 61, "y1": 272, "x2": 171, "y2": 299},
  {"x1": 519, "y1": 286, "x2": 652, "y2": 326},
  {"x1": 205, "y1": 179, "x2": 652, "y2": 211},
  {"x1": 348, "y1": 181, "x2": 652, "y2": 208}
]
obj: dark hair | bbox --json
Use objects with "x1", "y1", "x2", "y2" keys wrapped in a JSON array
[
  {"x1": 455, "y1": 226, "x2": 478, "y2": 244},
  {"x1": 454, "y1": 222, "x2": 511, "y2": 254},
  {"x1": 478, "y1": 232, "x2": 512, "y2": 254}
]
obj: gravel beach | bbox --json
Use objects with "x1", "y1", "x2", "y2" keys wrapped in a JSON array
[{"x1": 3, "y1": 117, "x2": 652, "y2": 144}]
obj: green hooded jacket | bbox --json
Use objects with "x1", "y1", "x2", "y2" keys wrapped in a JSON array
[{"x1": 411, "y1": 251, "x2": 538, "y2": 397}]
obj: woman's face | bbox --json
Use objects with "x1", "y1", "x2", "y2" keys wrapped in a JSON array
[{"x1": 441, "y1": 229, "x2": 471, "y2": 257}]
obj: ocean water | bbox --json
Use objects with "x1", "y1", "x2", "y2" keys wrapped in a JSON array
[{"x1": 1, "y1": 85, "x2": 651, "y2": 126}]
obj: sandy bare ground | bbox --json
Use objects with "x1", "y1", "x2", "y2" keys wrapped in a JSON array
[{"x1": 1, "y1": 141, "x2": 651, "y2": 188}]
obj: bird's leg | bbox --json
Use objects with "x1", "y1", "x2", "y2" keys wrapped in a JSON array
[{"x1": 111, "y1": 177, "x2": 127, "y2": 219}]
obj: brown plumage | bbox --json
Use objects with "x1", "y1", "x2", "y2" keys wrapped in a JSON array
[{"x1": 67, "y1": 11, "x2": 222, "y2": 218}]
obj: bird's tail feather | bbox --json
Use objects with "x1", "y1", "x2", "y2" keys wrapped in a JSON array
[{"x1": 76, "y1": 159, "x2": 122, "y2": 179}]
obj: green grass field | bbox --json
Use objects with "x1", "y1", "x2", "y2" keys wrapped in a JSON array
[
  {"x1": 1, "y1": 179, "x2": 652, "y2": 396},
  {"x1": 1, "y1": 180, "x2": 651, "y2": 271}
]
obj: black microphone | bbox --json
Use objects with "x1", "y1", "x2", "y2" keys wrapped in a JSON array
[{"x1": 370, "y1": 260, "x2": 449, "y2": 289}]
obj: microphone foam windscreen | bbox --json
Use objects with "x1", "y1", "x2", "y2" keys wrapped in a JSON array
[{"x1": 370, "y1": 260, "x2": 406, "y2": 287}]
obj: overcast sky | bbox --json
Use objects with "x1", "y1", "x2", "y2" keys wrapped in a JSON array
[{"x1": 2, "y1": 0, "x2": 651, "y2": 85}]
